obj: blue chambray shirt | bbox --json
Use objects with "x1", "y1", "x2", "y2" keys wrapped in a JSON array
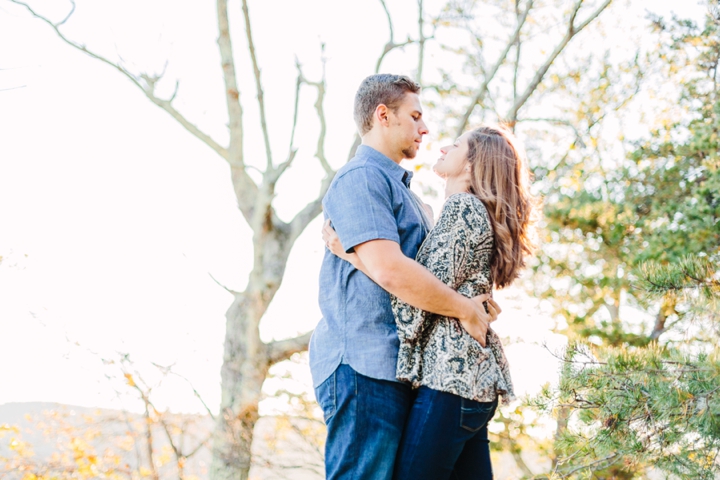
[{"x1": 309, "y1": 145, "x2": 430, "y2": 388}]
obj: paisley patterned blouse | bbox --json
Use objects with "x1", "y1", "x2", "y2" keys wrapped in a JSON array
[{"x1": 392, "y1": 193, "x2": 516, "y2": 404}]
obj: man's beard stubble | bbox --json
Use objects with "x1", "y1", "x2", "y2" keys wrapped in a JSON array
[{"x1": 401, "y1": 146, "x2": 417, "y2": 159}]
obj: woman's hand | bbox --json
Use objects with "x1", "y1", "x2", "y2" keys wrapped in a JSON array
[{"x1": 322, "y1": 219, "x2": 362, "y2": 268}]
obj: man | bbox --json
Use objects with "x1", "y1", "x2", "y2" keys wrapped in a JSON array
[{"x1": 309, "y1": 74, "x2": 498, "y2": 479}]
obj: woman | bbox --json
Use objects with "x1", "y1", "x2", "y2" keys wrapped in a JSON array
[{"x1": 324, "y1": 125, "x2": 537, "y2": 479}]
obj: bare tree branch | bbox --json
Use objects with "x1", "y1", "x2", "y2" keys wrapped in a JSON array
[
  {"x1": 516, "y1": 117, "x2": 587, "y2": 147},
  {"x1": 297, "y1": 56, "x2": 331, "y2": 176},
  {"x1": 264, "y1": 331, "x2": 313, "y2": 366},
  {"x1": 284, "y1": 0, "x2": 423, "y2": 241},
  {"x1": 148, "y1": 95, "x2": 229, "y2": 158},
  {"x1": 375, "y1": 0, "x2": 415, "y2": 73},
  {"x1": 273, "y1": 66, "x2": 303, "y2": 180},
  {"x1": 157, "y1": 415, "x2": 183, "y2": 462},
  {"x1": 121, "y1": 367, "x2": 160, "y2": 480},
  {"x1": 208, "y1": 271, "x2": 239, "y2": 296},
  {"x1": 216, "y1": 0, "x2": 243, "y2": 164},
  {"x1": 186, "y1": 431, "x2": 213, "y2": 458},
  {"x1": 9, "y1": 0, "x2": 229, "y2": 162},
  {"x1": 380, "y1": 0, "x2": 394, "y2": 43},
  {"x1": 512, "y1": 0, "x2": 521, "y2": 103},
  {"x1": 417, "y1": 0, "x2": 426, "y2": 85},
  {"x1": 288, "y1": 54, "x2": 334, "y2": 241},
  {"x1": 376, "y1": 38, "x2": 415, "y2": 74},
  {"x1": 241, "y1": 0, "x2": 273, "y2": 171},
  {"x1": 650, "y1": 295, "x2": 675, "y2": 341},
  {"x1": 505, "y1": 0, "x2": 613, "y2": 123},
  {"x1": 287, "y1": 185, "x2": 328, "y2": 242},
  {"x1": 157, "y1": 363, "x2": 217, "y2": 420},
  {"x1": 216, "y1": 0, "x2": 260, "y2": 224},
  {"x1": 56, "y1": 0, "x2": 75, "y2": 26},
  {"x1": 455, "y1": 0, "x2": 534, "y2": 135}
]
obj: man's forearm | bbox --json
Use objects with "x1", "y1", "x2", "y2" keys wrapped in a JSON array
[
  {"x1": 372, "y1": 253, "x2": 474, "y2": 321},
  {"x1": 354, "y1": 239, "x2": 492, "y2": 345}
]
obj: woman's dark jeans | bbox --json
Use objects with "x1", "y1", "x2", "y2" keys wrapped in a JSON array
[{"x1": 393, "y1": 386, "x2": 498, "y2": 480}]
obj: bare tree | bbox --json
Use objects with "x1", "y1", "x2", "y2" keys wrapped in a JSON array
[
  {"x1": 1, "y1": 351, "x2": 213, "y2": 480},
  {"x1": 7, "y1": 0, "x2": 423, "y2": 478},
  {"x1": 446, "y1": 0, "x2": 613, "y2": 136}
]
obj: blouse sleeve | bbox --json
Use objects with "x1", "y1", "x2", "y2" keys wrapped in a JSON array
[
  {"x1": 447, "y1": 194, "x2": 493, "y2": 291},
  {"x1": 393, "y1": 194, "x2": 492, "y2": 343}
]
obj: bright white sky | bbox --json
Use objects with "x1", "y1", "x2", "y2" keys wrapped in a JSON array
[{"x1": 0, "y1": 0, "x2": 707, "y2": 415}]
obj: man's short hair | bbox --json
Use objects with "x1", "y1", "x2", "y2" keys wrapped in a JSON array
[{"x1": 353, "y1": 74, "x2": 421, "y2": 135}]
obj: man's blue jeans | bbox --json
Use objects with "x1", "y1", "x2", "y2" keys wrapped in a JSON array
[
  {"x1": 393, "y1": 386, "x2": 498, "y2": 480},
  {"x1": 315, "y1": 364, "x2": 413, "y2": 480}
]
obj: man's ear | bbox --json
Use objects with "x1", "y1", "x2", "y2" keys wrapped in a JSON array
[{"x1": 374, "y1": 104, "x2": 390, "y2": 128}]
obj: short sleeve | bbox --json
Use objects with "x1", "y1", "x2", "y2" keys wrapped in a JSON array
[{"x1": 324, "y1": 166, "x2": 400, "y2": 253}]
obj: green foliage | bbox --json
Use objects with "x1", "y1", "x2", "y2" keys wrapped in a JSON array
[
  {"x1": 638, "y1": 255, "x2": 720, "y2": 306},
  {"x1": 531, "y1": 2, "x2": 720, "y2": 347},
  {"x1": 527, "y1": 3, "x2": 720, "y2": 478},
  {"x1": 531, "y1": 343, "x2": 720, "y2": 479}
]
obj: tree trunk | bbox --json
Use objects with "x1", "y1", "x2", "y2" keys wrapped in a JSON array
[
  {"x1": 551, "y1": 405, "x2": 570, "y2": 470},
  {"x1": 210, "y1": 225, "x2": 291, "y2": 479},
  {"x1": 210, "y1": 289, "x2": 268, "y2": 480}
]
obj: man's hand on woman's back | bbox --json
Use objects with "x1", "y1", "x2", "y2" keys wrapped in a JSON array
[{"x1": 460, "y1": 294, "x2": 501, "y2": 346}]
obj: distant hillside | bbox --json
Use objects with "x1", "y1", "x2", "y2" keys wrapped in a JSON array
[
  {"x1": 0, "y1": 402, "x2": 323, "y2": 480},
  {"x1": 1, "y1": 402, "x2": 594, "y2": 479}
]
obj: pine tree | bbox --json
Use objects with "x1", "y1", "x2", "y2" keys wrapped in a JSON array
[{"x1": 531, "y1": 2, "x2": 720, "y2": 477}]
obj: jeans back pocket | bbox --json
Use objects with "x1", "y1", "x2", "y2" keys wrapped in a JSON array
[
  {"x1": 315, "y1": 371, "x2": 336, "y2": 423},
  {"x1": 460, "y1": 398, "x2": 497, "y2": 432}
]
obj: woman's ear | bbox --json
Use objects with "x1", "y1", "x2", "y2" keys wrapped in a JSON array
[{"x1": 462, "y1": 162, "x2": 473, "y2": 184}]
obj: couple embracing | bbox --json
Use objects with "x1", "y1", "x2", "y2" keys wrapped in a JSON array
[{"x1": 309, "y1": 73, "x2": 537, "y2": 480}]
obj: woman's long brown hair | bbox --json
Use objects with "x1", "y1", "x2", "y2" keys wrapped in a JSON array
[{"x1": 466, "y1": 125, "x2": 538, "y2": 289}]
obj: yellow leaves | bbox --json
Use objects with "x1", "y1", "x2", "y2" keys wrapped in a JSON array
[
  {"x1": 124, "y1": 373, "x2": 135, "y2": 387},
  {"x1": 4, "y1": 406, "x2": 210, "y2": 480},
  {"x1": 157, "y1": 445, "x2": 173, "y2": 466},
  {"x1": 0, "y1": 423, "x2": 19, "y2": 438},
  {"x1": 687, "y1": 35, "x2": 704, "y2": 47},
  {"x1": 116, "y1": 434, "x2": 135, "y2": 452},
  {"x1": 9, "y1": 437, "x2": 35, "y2": 458},
  {"x1": 70, "y1": 436, "x2": 90, "y2": 459},
  {"x1": 106, "y1": 450, "x2": 122, "y2": 466},
  {"x1": 75, "y1": 457, "x2": 99, "y2": 478}
]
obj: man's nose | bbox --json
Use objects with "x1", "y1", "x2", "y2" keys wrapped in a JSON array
[{"x1": 419, "y1": 120, "x2": 429, "y2": 135}]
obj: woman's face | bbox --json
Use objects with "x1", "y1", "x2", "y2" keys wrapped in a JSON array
[{"x1": 434, "y1": 132, "x2": 471, "y2": 180}]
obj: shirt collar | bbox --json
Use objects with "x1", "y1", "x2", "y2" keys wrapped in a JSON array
[{"x1": 356, "y1": 145, "x2": 414, "y2": 188}]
